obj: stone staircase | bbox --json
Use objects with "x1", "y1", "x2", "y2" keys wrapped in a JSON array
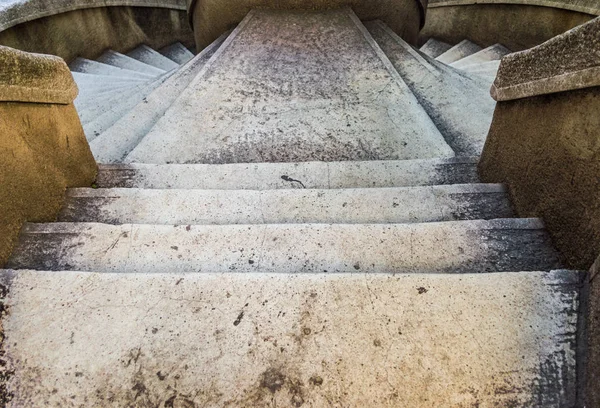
[
  {"x1": 420, "y1": 37, "x2": 511, "y2": 81},
  {"x1": 0, "y1": 8, "x2": 583, "y2": 407}
]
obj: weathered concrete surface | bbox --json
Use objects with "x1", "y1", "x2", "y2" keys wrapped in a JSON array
[
  {"x1": 90, "y1": 32, "x2": 227, "y2": 163},
  {"x1": 427, "y1": 0, "x2": 600, "y2": 15},
  {"x1": 189, "y1": 0, "x2": 425, "y2": 48},
  {"x1": 0, "y1": 0, "x2": 186, "y2": 31},
  {"x1": 127, "y1": 44, "x2": 179, "y2": 70},
  {"x1": 0, "y1": 6, "x2": 194, "y2": 63},
  {"x1": 7, "y1": 219, "x2": 562, "y2": 274},
  {"x1": 479, "y1": 87, "x2": 600, "y2": 270},
  {"x1": 492, "y1": 16, "x2": 600, "y2": 101},
  {"x1": 58, "y1": 184, "x2": 513, "y2": 225},
  {"x1": 436, "y1": 39, "x2": 481, "y2": 64},
  {"x1": 96, "y1": 157, "x2": 480, "y2": 189},
  {"x1": 419, "y1": 37, "x2": 452, "y2": 58},
  {"x1": 0, "y1": 270, "x2": 580, "y2": 406},
  {"x1": 127, "y1": 9, "x2": 453, "y2": 164},
  {"x1": 0, "y1": 45, "x2": 77, "y2": 104},
  {"x1": 587, "y1": 256, "x2": 600, "y2": 408},
  {"x1": 420, "y1": 3, "x2": 595, "y2": 52},
  {"x1": 451, "y1": 43, "x2": 511, "y2": 69},
  {"x1": 0, "y1": 46, "x2": 97, "y2": 267},
  {"x1": 366, "y1": 21, "x2": 495, "y2": 156},
  {"x1": 97, "y1": 49, "x2": 166, "y2": 75},
  {"x1": 159, "y1": 41, "x2": 194, "y2": 64},
  {"x1": 70, "y1": 57, "x2": 155, "y2": 80}
]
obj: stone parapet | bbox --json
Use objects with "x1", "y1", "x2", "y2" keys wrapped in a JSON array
[
  {"x1": 0, "y1": 46, "x2": 97, "y2": 267},
  {"x1": 491, "y1": 16, "x2": 600, "y2": 101}
]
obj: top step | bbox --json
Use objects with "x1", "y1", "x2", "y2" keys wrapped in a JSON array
[
  {"x1": 419, "y1": 38, "x2": 452, "y2": 58},
  {"x1": 159, "y1": 42, "x2": 195, "y2": 64},
  {"x1": 436, "y1": 40, "x2": 482, "y2": 64},
  {"x1": 124, "y1": 8, "x2": 453, "y2": 165}
]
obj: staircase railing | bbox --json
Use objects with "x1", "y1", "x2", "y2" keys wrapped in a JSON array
[{"x1": 0, "y1": 46, "x2": 97, "y2": 267}]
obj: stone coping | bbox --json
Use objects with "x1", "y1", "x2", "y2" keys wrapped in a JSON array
[
  {"x1": 0, "y1": 0, "x2": 186, "y2": 32},
  {"x1": 0, "y1": 45, "x2": 78, "y2": 104},
  {"x1": 428, "y1": 0, "x2": 600, "y2": 15},
  {"x1": 491, "y1": 16, "x2": 600, "y2": 101}
]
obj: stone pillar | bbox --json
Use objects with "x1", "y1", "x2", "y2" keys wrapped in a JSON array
[
  {"x1": 187, "y1": 0, "x2": 428, "y2": 49},
  {"x1": 0, "y1": 45, "x2": 97, "y2": 267}
]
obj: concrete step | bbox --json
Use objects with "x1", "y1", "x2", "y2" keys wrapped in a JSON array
[
  {"x1": 366, "y1": 21, "x2": 495, "y2": 156},
  {"x1": 125, "y1": 8, "x2": 453, "y2": 165},
  {"x1": 0, "y1": 269, "x2": 580, "y2": 406},
  {"x1": 90, "y1": 32, "x2": 229, "y2": 163},
  {"x1": 451, "y1": 44, "x2": 511, "y2": 69},
  {"x1": 159, "y1": 41, "x2": 195, "y2": 64},
  {"x1": 7, "y1": 219, "x2": 562, "y2": 274},
  {"x1": 69, "y1": 57, "x2": 156, "y2": 80},
  {"x1": 96, "y1": 50, "x2": 166, "y2": 76},
  {"x1": 127, "y1": 44, "x2": 180, "y2": 71},
  {"x1": 436, "y1": 40, "x2": 482, "y2": 64},
  {"x1": 71, "y1": 72, "x2": 145, "y2": 91},
  {"x1": 95, "y1": 157, "x2": 480, "y2": 189},
  {"x1": 59, "y1": 184, "x2": 513, "y2": 225},
  {"x1": 76, "y1": 78, "x2": 164, "y2": 127},
  {"x1": 82, "y1": 72, "x2": 174, "y2": 140},
  {"x1": 419, "y1": 37, "x2": 452, "y2": 58},
  {"x1": 462, "y1": 60, "x2": 501, "y2": 78}
]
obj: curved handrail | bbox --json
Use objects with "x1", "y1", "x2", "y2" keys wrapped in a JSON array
[{"x1": 0, "y1": 0, "x2": 187, "y2": 32}]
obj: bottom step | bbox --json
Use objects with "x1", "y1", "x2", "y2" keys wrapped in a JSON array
[{"x1": 0, "y1": 270, "x2": 580, "y2": 407}]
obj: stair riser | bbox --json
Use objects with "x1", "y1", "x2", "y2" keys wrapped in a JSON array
[
  {"x1": 59, "y1": 186, "x2": 513, "y2": 225},
  {"x1": 95, "y1": 158, "x2": 480, "y2": 190},
  {"x1": 7, "y1": 221, "x2": 561, "y2": 274}
]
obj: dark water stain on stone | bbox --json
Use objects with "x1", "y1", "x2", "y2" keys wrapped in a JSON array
[
  {"x1": 260, "y1": 368, "x2": 286, "y2": 393},
  {"x1": 233, "y1": 311, "x2": 245, "y2": 326}
]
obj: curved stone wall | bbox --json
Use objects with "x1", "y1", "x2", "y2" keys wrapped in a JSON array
[
  {"x1": 420, "y1": 0, "x2": 598, "y2": 50},
  {"x1": 0, "y1": 0, "x2": 186, "y2": 31},
  {"x1": 187, "y1": 0, "x2": 427, "y2": 48},
  {"x1": 0, "y1": 1, "x2": 194, "y2": 62}
]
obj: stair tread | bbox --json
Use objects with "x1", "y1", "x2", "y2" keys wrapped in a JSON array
[
  {"x1": 451, "y1": 43, "x2": 511, "y2": 69},
  {"x1": 419, "y1": 37, "x2": 452, "y2": 58},
  {"x1": 127, "y1": 44, "x2": 180, "y2": 71},
  {"x1": 158, "y1": 41, "x2": 195, "y2": 64},
  {"x1": 125, "y1": 8, "x2": 453, "y2": 165},
  {"x1": 436, "y1": 39, "x2": 482, "y2": 64},
  {"x1": 69, "y1": 57, "x2": 156, "y2": 80},
  {"x1": 8, "y1": 219, "x2": 561, "y2": 274},
  {"x1": 90, "y1": 32, "x2": 229, "y2": 163},
  {"x1": 59, "y1": 184, "x2": 512, "y2": 225},
  {"x1": 366, "y1": 21, "x2": 495, "y2": 156},
  {"x1": 81, "y1": 72, "x2": 175, "y2": 140},
  {"x1": 95, "y1": 157, "x2": 481, "y2": 189},
  {"x1": 96, "y1": 49, "x2": 166, "y2": 76},
  {"x1": 0, "y1": 269, "x2": 579, "y2": 406}
]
